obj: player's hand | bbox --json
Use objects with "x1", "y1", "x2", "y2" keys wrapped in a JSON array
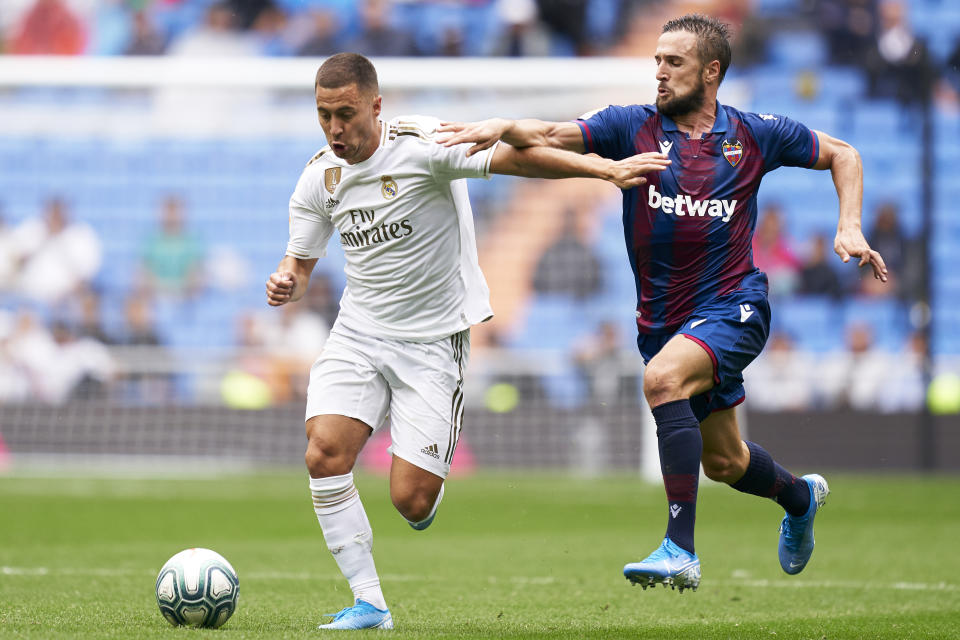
[
  {"x1": 834, "y1": 227, "x2": 888, "y2": 282},
  {"x1": 437, "y1": 119, "x2": 509, "y2": 157},
  {"x1": 608, "y1": 152, "x2": 671, "y2": 189},
  {"x1": 266, "y1": 271, "x2": 297, "y2": 306}
]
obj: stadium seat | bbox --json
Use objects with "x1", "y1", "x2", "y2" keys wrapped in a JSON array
[
  {"x1": 842, "y1": 297, "x2": 909, "y2": 351},
  {"x1": 766, "y1": 31, "x2": 828, "y2": 68},
  {"x1": 772, "y1": 296, "x2": 844, "y2": 352}
]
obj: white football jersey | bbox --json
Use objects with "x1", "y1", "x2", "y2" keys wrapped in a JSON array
[{"x1": 286, "y1": 114, "x2": 497, "y2": 342}]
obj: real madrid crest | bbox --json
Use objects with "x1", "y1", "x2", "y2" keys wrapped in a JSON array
[
  {"x1": 721, "y1": 139, "x2": 743, "y2": 167},
  {"x1": 324, "y1": 167, "x2": 341, "y2": 194},
  {"x1": 380, "y1": 175, "x2": 399, "y2": 200}
]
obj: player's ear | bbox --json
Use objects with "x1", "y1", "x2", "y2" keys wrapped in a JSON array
[
  {"x1": 703, "y1": 60, "x2": 721, "y2": 86},
  {"x1": 372, "y1": 95, "x2": 382, "y2": 118}
]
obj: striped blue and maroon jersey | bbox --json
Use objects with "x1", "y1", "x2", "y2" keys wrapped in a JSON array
[{"x1": 576, "y1": 102, "x2": 819, "y2": 334}]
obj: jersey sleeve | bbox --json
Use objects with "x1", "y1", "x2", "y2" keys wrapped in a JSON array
[
  {"x1": 748, "y1": 113, "x2": 820, "y2": 173},
  {"x1": 575, "y1": 105, "x2": 636, "y2": 161},
  {"x1": 427, "y1": 138, "x2": 498, "y2": 180},
  {"x1": 285, "y1": 169, "x2": 335, "y2": 259}
]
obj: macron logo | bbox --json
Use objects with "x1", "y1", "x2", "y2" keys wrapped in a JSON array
[{"x1": 647, "y1": 185, "x2": 737, "y2": 223}]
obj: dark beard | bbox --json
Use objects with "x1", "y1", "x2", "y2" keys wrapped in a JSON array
[{"x1": 656, "y1": 81, "x2": 706, "y2": 118}]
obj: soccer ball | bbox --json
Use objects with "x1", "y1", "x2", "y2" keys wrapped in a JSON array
[{"x1": 155, "y1": 548, "x2": 239, "y2": 628}]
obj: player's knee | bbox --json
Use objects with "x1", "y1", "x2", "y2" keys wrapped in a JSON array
[
  {"x1": 643, "y1": 362, "x2": 685, "y2": 406},
  {"x1": 305, "y1": 436, "x2": 354, "y2": 478},
  {"x1": 701, "y1": 451, "x2": 743, "y2": 483},
  {"x1": 390, "y1": 485, "x2": 434, "y2": 522}
]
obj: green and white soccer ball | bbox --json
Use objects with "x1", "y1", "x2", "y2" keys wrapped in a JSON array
[{"x1": 155, "y1": 548, "x2": 239, "y2": 628}]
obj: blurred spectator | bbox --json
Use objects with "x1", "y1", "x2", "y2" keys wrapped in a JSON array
[
  {"x1": 47, "y1": 321, "x2": 114, "y2": 402},
  {"x1": 945, "y1": 39, "x2": 960, "y2": 96},
  {"x1": 752, "y1": 203, "x2": 800, "y2": 298},
  {"x1": 743, "y1": 332, "x2": 816, "y2": 411},
  {"x1": 572, "y1": 320, "x2": 634, "y2": 405},
  {"x1": 14, "y1": 197, "x2": 102, "y2": 304},
  {"x1": 494, "y1": 0, "x2": 551, "y2": 57},
  {"x1": 438, "y1": 23, "x2": 464, "y2": 57},
  {"x1": 817, "y1": 323, "x2": 890, "y2": 410},
  {"x1": 222, "y1": 312, "x2": 283, "y2": 408},
  {"x1": 874, "y1": 330, "x2": 926, "y2": 412},
  {"x1": 250, "y1": 5, "x2": 293, "y2": 56},
  {"x1": 264, "y1": 302, "x2": 330, "y2": 400},
  {"x1": 0, "y1": 311, "x2": 31, "y2": 403},
  {"x1": 301, "y1": 271, "x2": 341, "y2": 329},
  {"x1": 118, "y1": 293, "x2": 161, "y2": 346},
  {"x1": 124, "y1": 9, "x2": 167, "y2": 55},
  {"x1": 342, "y1": 0, "x2": 418, "y2": 57},
  {"x1": 535, "y1": 0, "x2": 589, "y2": 55},
  {"x1": 226, "y1": 0, "x2": 278, "y2": 31},
  {"x1": 70, "y1": 286, "x2": 113, "y2": 344},
  {"x1": 861, "y1": 202, "x2": 916, "y2": 299},
  {"x1": 139, "y1": 196, "x2": 204, "y2": 299},
  {"x1": 532, "y1": 207, "x2": 602, "y2": 299},
  {"x1": 116, "y1": 292, "x2": 172, "y2": 404},
  {"x1": 167, "y1": 1, "x2": 258, "y2": 57},
  {"x1": 864, "y1": 0, "x2": 936, "y2": 106},
  {"x1": 816, "y1": 0, "x2": 876, "y2": 66},
  {"x1": 798, "y1": 234, "x2": 843, "y2": 299},
  {"x1": 2, "y1": 311, "x2": 113, "y2": 404},
  {"x1": 223, "y1": 305, "x2": 329, "y2": 406},
  {"x1": 86, "y1": 0, "x2": 132, "y2": 55},
  {"x1": 294, "y1": 9, "x2": 341, "y2": 57},
  {"x1": 0, "y1": 207, "x2": 18, "y2": 292},
  {"x1": 8, "y1": 0, "x2": 86, "y2": 55}
]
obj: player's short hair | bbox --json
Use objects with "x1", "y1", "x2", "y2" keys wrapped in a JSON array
[
  {"x1": 662, "y1": 14, "x2": 732, "y2": 83},
  {"x1": 315, "y1": 53, "x2": 379, "y2": 95}
]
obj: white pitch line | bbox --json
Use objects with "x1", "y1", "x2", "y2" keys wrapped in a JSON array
[
  {"x1": 1, "y1": 567, "x2": 956, "y2": 592},
  {"x1": 714, "y1": 578, "x2": 959, "y2": 592}
]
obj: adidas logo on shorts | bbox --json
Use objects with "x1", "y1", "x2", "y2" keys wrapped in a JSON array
[{"x1": 421, "y1": 443, "x2": 441, "y2": 460}]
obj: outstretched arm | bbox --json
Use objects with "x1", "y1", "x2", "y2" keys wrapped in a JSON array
[
  {"x1": 438, "y1": 119, "x2": 586, "y2": 156},
  {"x1": 488, "y1": 143, "x2": 669, "y2": 189},
  {"x1": 812, "y1": 130, "x2": 888, "y2": 282},
  {"x1": 266, "y1": 255, "x2": 318, "y2": 306}
]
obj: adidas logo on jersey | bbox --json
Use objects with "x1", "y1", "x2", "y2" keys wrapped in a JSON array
[
  {"x1": 647, "y1": 185, "x2": 737, "y2": 223},
  {"x1": 421, "y1": 443, "x2": 441, "y2": 460}
]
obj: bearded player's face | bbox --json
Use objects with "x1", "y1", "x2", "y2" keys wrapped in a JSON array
[
  {"x1": 315, "y1": 82, "x2": 382, "y2": 165},
  {"x1": 654, "y1": 30, "x2": 708, "y2": 118}
]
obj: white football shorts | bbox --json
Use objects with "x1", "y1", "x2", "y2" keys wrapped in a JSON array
[{"x1": 305, "y1": 321, "x2": 469, "y2": 478}]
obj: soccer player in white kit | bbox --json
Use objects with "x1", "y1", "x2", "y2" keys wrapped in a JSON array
[{"x1": 265, "y1": 53, "x2": 670, "y2": 630}]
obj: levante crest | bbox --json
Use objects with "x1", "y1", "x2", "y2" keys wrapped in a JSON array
[{"x1": 721, "y1": 139, "x2": 743, "y2": 167}]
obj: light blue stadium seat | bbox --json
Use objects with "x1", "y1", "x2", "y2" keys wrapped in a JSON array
[
  {"x1": 766, "y1": 31, "x2": 827, "y2": 68},
  {"x1": 817, "y1": 68, "x2": 868, "y2": 102},
  {"x1": 932, "y1": 308, "x2": 960, "y2": 354},
  {"x1": 754, "y1": 0, "x2": 801, "y2": 14},
  {"x1": 771, "y1": 296, "x2": 844, "y2": 352},
  {"x1": 842, "y1": 297, "x2": 909, "y2": 351}
]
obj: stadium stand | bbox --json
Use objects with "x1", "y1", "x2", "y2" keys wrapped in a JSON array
[{"x1": 1, "y1": 0, "x2": 959, "y2": 416}]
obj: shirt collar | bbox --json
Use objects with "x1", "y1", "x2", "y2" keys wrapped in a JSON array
[{"x1": 659, "y1": 101, "x2": 729, "y2": 134}]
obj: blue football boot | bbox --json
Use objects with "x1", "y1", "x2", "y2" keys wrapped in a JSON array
[
  {"x1": 318, "y1": 600, "x2": 393, "y2": 630},
  {"x1": 623, "y1": 537, "x2": 701, "y2": 593},
  {"x1": 778, "y1": 473, "x2": 830, "y2": 575}
]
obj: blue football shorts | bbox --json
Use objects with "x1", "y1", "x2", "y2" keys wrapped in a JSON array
[{"x1": 636, "y1": 284, "x2": 771, "y2": 422}]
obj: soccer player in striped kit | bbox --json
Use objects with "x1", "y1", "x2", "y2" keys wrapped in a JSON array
[
  {"x1": 266, "y1": 53, "x2": 669, "y2": 629},
  {"x1": 440, "y1": 14, "x2": 888, "y2": 592}
]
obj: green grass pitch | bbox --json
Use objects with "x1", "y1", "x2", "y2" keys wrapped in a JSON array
[{"x1": 1, "y1": 470, "x2": 958, "y2": 639}]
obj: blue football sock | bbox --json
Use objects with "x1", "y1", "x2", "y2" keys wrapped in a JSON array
[
  {"x1": 652, "y1": 399, "x2": 702, "y2": 555},
  {"x1": 731, "y1": 441, "x2": 811, "y2": 517}
]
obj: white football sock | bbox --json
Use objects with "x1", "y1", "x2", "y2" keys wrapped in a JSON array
[{"x1": 309, "y1": 473, "x2": 387, "y2": 611}]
